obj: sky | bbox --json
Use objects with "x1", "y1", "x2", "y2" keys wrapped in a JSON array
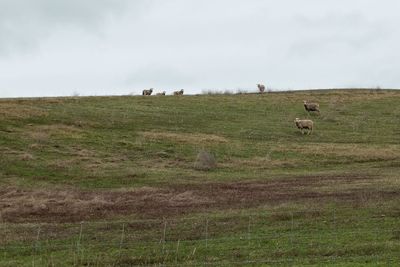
[{"x1": 0, "y1": 0, "x2": 400, "y2": 97}]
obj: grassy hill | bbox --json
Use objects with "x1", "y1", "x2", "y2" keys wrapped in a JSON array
[{"x1": 1, "y1": 89, "x2": 400, "y2": 266}]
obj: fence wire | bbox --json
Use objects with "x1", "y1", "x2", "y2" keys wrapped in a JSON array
[{"x1": 1, "y1": 210, "x2": 399, "y2": 266}]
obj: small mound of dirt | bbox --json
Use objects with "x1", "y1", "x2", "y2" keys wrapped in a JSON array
[{"x1": 194, "y1": 150, "x2": 217, "y2": 170}]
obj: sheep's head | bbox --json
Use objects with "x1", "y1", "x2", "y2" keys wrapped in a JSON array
[
  {"x1": 303, "y1": 100, "x2": 307, "y2": 104},
  {"x1": 149, "y1": 88, "x2": 153, "y2": 93},
  {"x1": 294, "y1": 118, "x2": 300, "y2": 122}
]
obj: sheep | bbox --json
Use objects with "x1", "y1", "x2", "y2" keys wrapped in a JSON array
[
  {"x1": 156, "y1": 91, "x2": 166, "y2": 96},
  {"x1": 173, "y1": 89, "x2": 184, "y2": 95},
  {"x1": 294, "y1": 118, "x2": 313, "y2": 135},
  {"x1": 142, "y1": 88, "x2": 153, "y2": 96},
  {"x1": 303, "y1": 100, "x2": 320, "y2": 114},
  {"x1": 257, "y1": 84, "x2": 265, "y2": 94}
]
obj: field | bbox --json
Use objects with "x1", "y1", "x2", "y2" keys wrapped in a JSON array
[{"x1": 1, "y1": 89, "x2": 400, "y2": 266}]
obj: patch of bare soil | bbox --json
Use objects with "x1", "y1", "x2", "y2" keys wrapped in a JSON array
[{"x1": 0, "y1": 174, "x2": 396, "y2": 223}]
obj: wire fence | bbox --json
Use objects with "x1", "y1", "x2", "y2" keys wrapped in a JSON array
[{"x1": 1, "y1": 209, "x2": 399, "y2": 266}]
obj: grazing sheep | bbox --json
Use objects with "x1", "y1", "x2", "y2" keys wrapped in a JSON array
[
  {"x1": 257, "y1": 84, "x2": 265, "y2": 94},
  {"x1": 173, "y1": 89, "x2": 184, "y2": 95},
  {"x1": 142, "y1": 88, "x2": 153, "y2": 96},
  {"x1": 156, "y1": 91, "x2": 166, "y2": 96},
  {"x1": 303, "y1": 100, "x2": 320, "y2": 114},
  {"x1": 294, "y1": 118, "x2": 313, "y2": 135}
]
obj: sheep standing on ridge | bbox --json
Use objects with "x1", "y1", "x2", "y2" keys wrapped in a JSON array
[
  {"x1": 156, "y1": 91, "x2": 166, "y2": 96},
  {"x1": 303, "y1": 100, "x2": 320, "y2": 114},
  {"x1": 257, "y1": 84, "x2": 265, "y2": 94},
  {"x1": 294, "y1": 118, "x2": 313, "y2": 135},
  {"x1": 173, "y1": 89, "x2": 184, "y2": 95},
  {"x1": 142, "y1": 88, "x2": 153, "y2": 96}
]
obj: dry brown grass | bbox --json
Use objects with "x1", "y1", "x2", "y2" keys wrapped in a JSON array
[
  {"x1": 0, "y1": 147, "x2": 20, "y2": 155},
  {"x1": 26, "y1": 124, "x2": 84, "y2": 140},
  {"x1": 19, "y1": 153, "x2": 34, "y2": 161},
  {"x1": 263, "y1": 90, "x2": 399, "y2": 109},
  {"x1": 0, "y1": 103, "x2": 48, "y2": 119},
  {"x1": 47, "y1": 159, "x2": 78, "y2": 170},
  {"x1": 139, "y1": 158, "x2": 188, "y2": 169},
  {"x1": 222, "y1": 156, "x2": 299, "y2": 169},
  {"x1": 46, "y1": 147, "x2": 113, "y2": 172},
  {"x1": 28, "y1": 131, "x2": 50, "y2": 143},
  {"x1": 140, "y1": 131, "x2": 228, "y2": 145},
  {"x1": 374, "y1": 175, "x2": 400, "y2": 190},
  {"x1": 292, "y1": 89, "x2": 398, "y2": 102},
  {"x1": 70, "y1": 147, "x2": 97, "y2": 158},
  {"x1": 1, "y1": 174, "x2": 395, "y2": 223},
  {"x1": 0, "y1": 148, "x2": 34, "y2": 161},
  {"x1": 275, "y1": 143, "x2": 400, "y2": 162},
  {"x1": 21, "y1": 124, "x2": 85, "y2": 145}
]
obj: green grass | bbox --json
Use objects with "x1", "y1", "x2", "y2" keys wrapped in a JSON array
[
  {"x1": 1, "y1": 89, "x2": 400, "y2": 266},
  {"x1": 2, "y1": 90, "x2": 400, "y2": 188},
  {"x1": 1, "y1": 208, "x2": 399, "y2": 266}
]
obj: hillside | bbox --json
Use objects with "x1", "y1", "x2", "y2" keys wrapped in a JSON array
[{"x1": 1, "y1": 89, "x2": 400, "y2": 266}]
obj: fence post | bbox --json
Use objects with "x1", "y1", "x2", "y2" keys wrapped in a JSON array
[
  {"x1": 175, "y1": 240, "x2": 180, "y2": 265},
  {"x1": 77, "y1": 221, "x2": 84, "y2": 264},
  {"x1": 205, "y1": 218, "x2": 209, "y2": 265},
  {"x1": 290, "y1": 212, "x2": 294, "y2": 254},
  {"x1": 247, "y1": 215, "x2": 252, "y2": 263},
  {"x1": 32, "y1": 225, "x2": 41, "y2": 267},
  {"x1": 1, "y1": 217, "x2": 4, "y2": 265},
  {"x1": 162, "y1": 219, "x2": 167, "y2": 256},
  {"x1": 333, "y1": 209, "x2": 337, "y2": 263},
  {"x1": 119, "y1": 223, "x2": 125, "y2": 257},
  {"x1": 205, "y1": 218, "x2": 209, "y2": 248}
]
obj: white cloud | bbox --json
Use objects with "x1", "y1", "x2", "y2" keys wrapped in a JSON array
[{"x1": 0, "y1": 0, "x2": 142, "y2": 56}]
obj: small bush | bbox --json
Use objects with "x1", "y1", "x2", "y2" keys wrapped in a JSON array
[
  {"x1": 194, "y1": 150, "x2": 217, "y2": 171},
  {"x1": 210, "y1": 90, "x2": 223, "y2": 95},
  {"x1": 236, "y1": 89, "x2": 248, "y2": 94},
  {"x1": 202, "y1": 89, "x2": 231, "y2": 95},
  {"x1": 223, "y1": 90, "x2": 233, "y2": 95}
]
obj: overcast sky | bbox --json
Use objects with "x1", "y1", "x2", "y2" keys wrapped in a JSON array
[{"x1": 0, "y1": 0, "x2": 399, "y2": 97}]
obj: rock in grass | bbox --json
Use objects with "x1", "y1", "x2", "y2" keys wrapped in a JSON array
[{"x1": 194, "y1": 150, "x2": 217, "y2": 171}]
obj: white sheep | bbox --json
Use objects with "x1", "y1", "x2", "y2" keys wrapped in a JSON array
[
  {"x1": 142, "y1": 88, "x2": 153, "y2": 96},
  {"x1": 173, "y1": 89, "x2": 184, "y2": 95},
  {"x1": 303, "y1": 100, "x2": 320, "y2": 114},
  {"x1": 294, "y1": 118, "x2": 313, "y2": 134},
  {"x1": 257, "y1": 84, "x2": 265, "y2": 94},
  {"x1": 156, "y1": 91, "x2": 166, "y2": 96}
]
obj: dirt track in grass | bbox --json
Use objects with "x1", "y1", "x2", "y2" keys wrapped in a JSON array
[{"x1": 1, "y1": 174, "x2": 396, "y2": 223}]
